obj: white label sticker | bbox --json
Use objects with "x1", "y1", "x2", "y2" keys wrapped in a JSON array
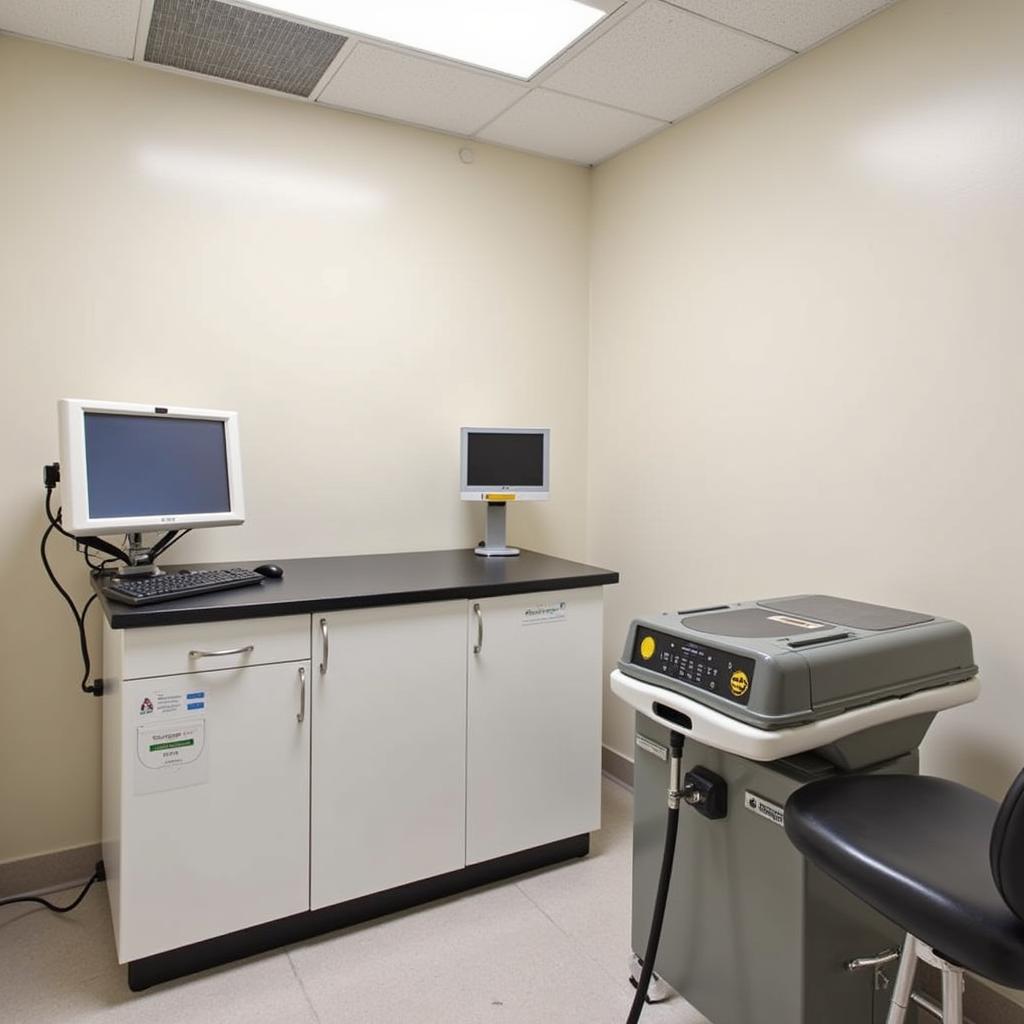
[
  {"x1": 744, "y1": 790, "x2": 785, "y2": 827},
  {"x1": 138, "y1": 687, "x2": 208, "y2": 717},
  {"x1": 135, "y1": 720, "x2": 210, "y2": 795},
  {"x1": 138, "y1": 722, "x2": 204, "y2": 769},
  {"x1": 522, "y1": 601, "x2": 567, "y2": 625},
  {"x1": 766, "y1": 614, "x2": 824, "y2": 630}
]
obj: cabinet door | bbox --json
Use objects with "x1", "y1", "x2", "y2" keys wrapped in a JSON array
[
  {"x1": 466, "y1": 588, "x2": 603, "y2": 865},
  {"x1": 311, "y1": 601, "x2": 467, "y2": 909},
  {"x1": 119, "y1": 661, "x2": 310, "y2": 961}
]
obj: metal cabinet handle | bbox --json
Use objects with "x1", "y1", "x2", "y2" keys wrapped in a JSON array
[
  {"x1": 188, "y1": 645, "x2": 255, "y2": 659},
  {"x1": 319, "y1": 618, "x2": 329, "y2": 675},
  {"x1": 473, "y1": 603, "x2": 484, "y2": 654},
  {"x1": 297, "y1": 666, "x2": 306, "y2": 723}
]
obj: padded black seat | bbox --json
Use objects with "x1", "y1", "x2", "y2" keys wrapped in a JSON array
[{"x1": 785, "y1": 773, "x2": 1024, "y2": 989}]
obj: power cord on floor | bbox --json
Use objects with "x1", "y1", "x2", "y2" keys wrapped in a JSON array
[{"x1": 0, "y1": 862, "x2": 104, "y2": 914}]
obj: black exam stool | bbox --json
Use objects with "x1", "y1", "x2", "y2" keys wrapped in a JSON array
[{"x1": 785, "y1": 770, "x2": 1024, "y2": 1024}]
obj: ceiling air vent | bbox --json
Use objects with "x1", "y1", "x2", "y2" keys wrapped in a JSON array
[{"x1": 145, "y1": 0, "x2": 347, "y2": 97}]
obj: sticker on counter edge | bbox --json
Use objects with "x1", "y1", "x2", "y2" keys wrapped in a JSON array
[{"x1": 744, "y1": 791, "x2": 785, "y2": 828}]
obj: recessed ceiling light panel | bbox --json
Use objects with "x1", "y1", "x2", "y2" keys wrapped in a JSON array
[{"x1": 243, "y1": 0, "x2": 608, "y2": 79}]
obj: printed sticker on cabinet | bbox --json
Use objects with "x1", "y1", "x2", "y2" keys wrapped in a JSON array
[
  {"x1": 522, "y1": 601, "x2": 567, "y2": 626},
  {"x1": 135, "y1": 720, "x2": 210, "y2": 795}
]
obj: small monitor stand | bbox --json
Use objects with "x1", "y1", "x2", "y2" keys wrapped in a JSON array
[{"x1": 477, "y1": 500, "x2": 519, "y2": 557}]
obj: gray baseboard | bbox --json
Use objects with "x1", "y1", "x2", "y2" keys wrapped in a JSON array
[
  {"x1": 0, "y1": 843, "x2": 101, "y2": 901},
  {"x1": 601, "y1": 744, "x2": 633, "y2": 788}
]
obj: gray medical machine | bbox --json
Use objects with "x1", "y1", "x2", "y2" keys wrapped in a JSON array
[{"x1": 611, "y1": 595, "x2": 979, "y2": 1024}]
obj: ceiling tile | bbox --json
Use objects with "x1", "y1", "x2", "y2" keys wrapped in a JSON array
[
  {"x1": 476, "y1": 90, "x2": 664, "y2": 166},
  {"x1": 544, "y1": 0, "x2": 791, "y2": 122},
  {"x1": 317, "y1": 43, "x2": 527, "y2": 136},
  {"x1": 0, "y1": 0, "x2": 142, "y2": 58},
  {"x1": 668, "y1": 0, "x2": 895, "y2": 51}
]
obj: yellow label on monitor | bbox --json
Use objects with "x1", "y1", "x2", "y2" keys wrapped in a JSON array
[{"x1": 484, "y1": 493, "x2": 516, "y2": 501}]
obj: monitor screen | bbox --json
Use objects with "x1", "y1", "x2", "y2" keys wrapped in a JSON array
[
  {"x1": 466, "y1": 431, "x2": 545, "y2": 487},
  {"x1": 84, "y1": 413, "x2": 231, "y2": 519}
]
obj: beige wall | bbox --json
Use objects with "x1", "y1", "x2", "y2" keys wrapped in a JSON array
[
  {"x1": 590, "y1": 0, "x2": 1024, "y2": 815},
  {"x1": 0, "y1": 36, "x2": 591, "y2": 864}
]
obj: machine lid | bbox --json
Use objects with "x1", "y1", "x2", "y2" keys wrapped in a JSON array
[
  {"x1": 758, "y1": 595, "x2": 934, "y2": 631},
  {"x1": 680, "y1": 607, "x2": 831, "y2": 638}
]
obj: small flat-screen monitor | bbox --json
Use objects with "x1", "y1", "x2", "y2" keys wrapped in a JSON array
[
  {"x1": 58, "y1": 399, "x2": 245, "y2": 536},
  {"x1": 460, "y1": 427, "x2": 550, "y2": 501}
]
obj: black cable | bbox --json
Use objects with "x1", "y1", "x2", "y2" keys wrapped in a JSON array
[
  {"x1": 43, "y1": 489, "x2": 128, "y2": 564},
  {"x1": 0, "y1": 869, "x2": 101, "y2": 914},
  {"x1": 626, "y1": 732, "x2": 685, "y2": 1024},
  {"x1": 44, "y1": 489, "x2": 75, "y2": 541},
  {"x1": 40, "y1": 511, "x2": 99, "y2": 694}
]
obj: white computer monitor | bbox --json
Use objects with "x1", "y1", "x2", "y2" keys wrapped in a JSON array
[
  {"x1": 459, "y1": 427, "x2": 550, "y2": 502},
  {"x1": 459, "y1": 427, "x2": 549, "y2": 557},
  {"x1": 57, "y1": 398, "x2": 245, "y2": 537}
]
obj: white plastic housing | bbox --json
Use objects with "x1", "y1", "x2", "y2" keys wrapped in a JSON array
[
  {"x1": 57, "y1": 398, "x2": 245, "y2": 537},
  {"x1": 610, "y1": 668, "x2": 980, "y2": 762},
  {"x1": 459, "y1": 426, "x2": 550, "y2": 502}
]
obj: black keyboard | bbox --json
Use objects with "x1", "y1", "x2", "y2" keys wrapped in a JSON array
[{"x1": 101, "y1": 567, "x2": 265, "y2": 606}]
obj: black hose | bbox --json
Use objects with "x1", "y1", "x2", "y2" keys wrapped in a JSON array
[{"x1": 626, "y1": 732, "x2": 685, "y2": 1024}]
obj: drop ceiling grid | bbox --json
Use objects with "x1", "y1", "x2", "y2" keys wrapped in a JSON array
[
  {"x1": 476, "y1": 89, "x2": 665, "y2": 167},
  {"x1": 543, "y1": 0, "x2": 793, "y2": 123},
  {"x1": 666, "y1": 0, "x2": 898, "y2": 52},
  {"x1": 316, "y1": 42, "x2": 530, "y2": 137},
  {"x1": 0, "y1": 0, "x2": 904, "y2": 165}
]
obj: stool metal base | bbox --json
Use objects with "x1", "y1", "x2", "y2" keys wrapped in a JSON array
[{"x1": 886, "y1": 935, "x2": 965, "y2": 1024}]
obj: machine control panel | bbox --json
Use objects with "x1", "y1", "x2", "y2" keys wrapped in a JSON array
[{"x1": 631, "y1": 627, "x2": 755, "y2": 705}]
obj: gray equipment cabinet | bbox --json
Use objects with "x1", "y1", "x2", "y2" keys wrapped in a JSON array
[{"x1": 615, "y1": 595, "x2": 979, "y2": 1024}]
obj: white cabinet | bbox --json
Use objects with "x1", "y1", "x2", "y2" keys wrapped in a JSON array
[
  {"x1": 465, "y1": 588, "x2": 603, "y2": 864},
  {"x1": 310, "y1": 602, "x2": 468, "y2": 909},
  {"x1": 113, "y1": 659, "x2": 311, "y2": 961},
  {"x1": 101, "y1": 563, "x2": 611, "y2": 981}
]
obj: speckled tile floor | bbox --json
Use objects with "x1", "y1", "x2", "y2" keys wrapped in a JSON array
[{"x1": 1, "y1": 779, "x2": 708, "y2": 1024}]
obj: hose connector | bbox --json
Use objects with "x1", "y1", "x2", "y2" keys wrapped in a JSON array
[{"x1": 667, "y1": 730, "x2": 685, "y2": 809}]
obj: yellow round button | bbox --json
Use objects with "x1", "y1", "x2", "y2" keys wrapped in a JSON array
[
  {"x1": 639, "y1": 636, "x2": 656, "y2": 660},
  {"x1": 730, "y1": 670, "x2": 750, "y2": 697}
]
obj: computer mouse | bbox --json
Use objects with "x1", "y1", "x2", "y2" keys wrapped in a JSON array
[{"x1": 254, "y1": 563, "x2": 284, "y2": 579}]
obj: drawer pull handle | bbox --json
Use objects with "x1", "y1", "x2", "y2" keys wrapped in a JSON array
[
  {"x1": 188, "y1": 645, "x2": 255, "y2": 659},
  {"x1": 297, "y1": 666, "x2": 306, "y2": 724},
  {"x1": 319, "y1": 618, "x2": 329, "y2": 675},
  {"x1": 473, "y1": 603, "x2": 484, "y2": 655}
]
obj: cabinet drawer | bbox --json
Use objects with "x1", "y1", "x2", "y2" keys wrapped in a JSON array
[{"x1": 122, "y1": 616, "x2": 310, "y2": 680}]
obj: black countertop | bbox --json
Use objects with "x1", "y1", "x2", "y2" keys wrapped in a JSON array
[{"x1": 96, "y1": 548, "x2": 619, "y2": 629}]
